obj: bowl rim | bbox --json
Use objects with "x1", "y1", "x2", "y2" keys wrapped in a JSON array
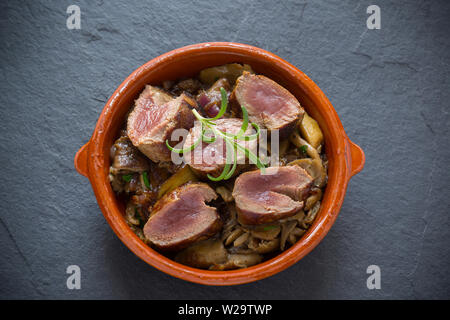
[{"x1": 76, "y1": 42, "x2": 364, "y2": 285}]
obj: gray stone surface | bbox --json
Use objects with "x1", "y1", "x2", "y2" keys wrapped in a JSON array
[{"x1": 0, "y1": 0, "x2": 449, "y2": 299}]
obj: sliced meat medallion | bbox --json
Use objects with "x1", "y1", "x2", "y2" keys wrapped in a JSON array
[
  {"x1": 127, "y1": 85, "x2": 197, "y2": 162},
  {"x1": 183, "y1": 118, "x2": 257, "y2": 178},
  {"x1": 232, "y1": 72, "x2": 304, "y2": 136},
  {"x1": 143, "y1": 183, "x2": 222, "y2": 251},
  {"x1": 233, "y1": 166, "x2": 313, "y2": 225}
]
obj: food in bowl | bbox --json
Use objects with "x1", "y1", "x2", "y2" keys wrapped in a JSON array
[{"x1": 109, "y1": 63, "x2": 328, "y2": 270}]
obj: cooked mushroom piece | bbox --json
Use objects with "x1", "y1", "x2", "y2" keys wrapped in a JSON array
[
  {"x1": 209, "y1": 253, "x2": 262, "y2": 270},
  {"x1": 280, "y1": 220, "x2": 298, "y2": 250},
  {"x1": 289, "y1": 130, "x2": 321, "y2": 160},
  {"x1": 248, "y1": 237, "x2": 280, "y2": 254},
  {"x1": 199, "y1": 63, "x2": 254, "y2": 86},
  {"x1": 249, "y1": 224, "x2": 281, "y2": 240},
  {"x1": 175, "y1": 239, "x2": 228, "y2": 269},
  {"x1": 143, "y1": 183, "x2": 222, "y2": 251},
  {"x1": 288, "y1": 158, "x2": 327, "y2": 188},
  {"x1": 215, "y1": 186, "x2": 234, "y2": 203},
  {"x1": 298, "y1": 112, "x2": 324, "y2": 149},
  {"x1": 305, "y1": 188, "x2": 323, "y2": 210},
  {"x1": 110, "y1": 136, "x2": 150, "y2": 173}
]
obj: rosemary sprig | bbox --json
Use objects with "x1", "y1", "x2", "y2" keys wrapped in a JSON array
[{"x1": 165, "y1": 87, "x2": 266, "y2": 181}]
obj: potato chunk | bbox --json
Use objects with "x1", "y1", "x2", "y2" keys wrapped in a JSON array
[
  {"x1": 157, "y1": 166, "x2": 197, "y2": 199},
  {"x1": 299, "y1": 113, "x2": 323, "y2": 148}
]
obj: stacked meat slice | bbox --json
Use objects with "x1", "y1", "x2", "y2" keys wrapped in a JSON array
[
  {"x1": 144, "y1": 183, "x2": 222, "y2": 251},
  {"x1": 127, "y1": 85, "x2": 198, "y2": 163},
  {"x1": 233, "y1": 166, "x2": 313, "y2": 225},
  {"x1": 183, "y1": 118, "x2": 257, "y2": 178}
]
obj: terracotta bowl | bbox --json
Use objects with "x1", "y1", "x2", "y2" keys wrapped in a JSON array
[{"x1": 74, "y1": 42, "x2": 365, "y2": 285}]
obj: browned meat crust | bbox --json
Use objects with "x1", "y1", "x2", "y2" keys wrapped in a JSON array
[
  {"x1": 233, "y1": 166, "x2": 313, "y2": 225},
  {"x1": 127, "y1": 85, "x2": 197, "y2": 162},
  {"x1": 183, "y1": 118, "x2": 257, "y2": 178},
  {"x1": 231, "y1": 72, "x2": 304, "y2": 138},
  {"x1": 143, "y1": 183, "x2": 222, "y2": 251}
]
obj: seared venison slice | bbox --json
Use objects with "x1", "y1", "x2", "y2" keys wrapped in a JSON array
[
  {"x1": 233, "y1": 166, "x2": 313, "y2": 225},
  {"x1": 143, "y1": 183, "x2": 222, "y2": 251},
  {"x1": 183, "y1": 118, "x2": 257, "y2": 178},
  {"x1": 231, "y1": 72, "x2": 304, "y2": 136},
  {"x1": 127, "y1": 85, "x2": 197, "y2": 162}
]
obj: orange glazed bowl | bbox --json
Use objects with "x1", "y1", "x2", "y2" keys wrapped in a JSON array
[{"x1": 74, "y1": 42, "x2": 365, "y2": 285}]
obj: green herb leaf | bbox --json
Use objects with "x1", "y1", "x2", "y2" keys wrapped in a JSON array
[
  {"x1": 166, "y1": 87, "x2": 265, "y2": 182},
  {"x1": 122, "y1": 174, "x2": 133, "y2": 182},
  {"x1": 201, "y1": 128, "x2": 216, "y2": 143},
  {"x1": 235, "y1": 105, "x2": 249, "y2": 138},
  {"x1": 207, "y1": 162, "x2": 232, "y2": 181},
  {"x1": 263, "y1": 225, "x2": 277, "y2": 231},
  {"x1": 165, "y1": 136, "x2": 202, "y2": 154},
  {"x1": 142, "y1": 171, "x2": 151, "y2": 189},
  {"x1": 224, "y1": 141, "x2": 238, "y2": 180},
  {"x1": 300, "y1": 145, "x2": 308, "y2": 154},
  {"x1": 209, "y1": 87, "x2": 228, "y2": 121}
]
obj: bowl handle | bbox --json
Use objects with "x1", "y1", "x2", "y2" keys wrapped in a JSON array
[
  {"x1": 347, "y1": 138, "x2": 365, "y2": 178},
  {"x1": 74, "y1": 141, "x2": 90, "y2": 178}
]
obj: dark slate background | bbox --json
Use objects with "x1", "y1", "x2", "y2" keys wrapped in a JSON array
[{"x1": 1, "y1": 0, "x2": 449, "y2": 300}]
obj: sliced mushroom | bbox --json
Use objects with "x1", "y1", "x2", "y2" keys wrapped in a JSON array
[
  {"x1": 280, "y1": 220, "x2": 298, "y2": 251},
  {"x1": 233, "y1": 232, "x2": 250, "y2": 247},
  {"x1": 199, "y1": 63, "x2": 254, "y2": 86},
  {"x1": 249, "y1": 224, "x2": 281, "y2": 240},
  {"x1": 286, "y1": 210, "x2": 305, "y2": 224},
  {"x1": 289, "y1": 130, "x2": 321, "y2": 160},
  {"x1": 175, "y1": 239, "x2": 228, "y2": 269},
  {"x1": 304, "y1": 201, "x2": 321, "y2": 224},
  {"x1": 292, "y1": 227, "x2": 306, "y2": 237},
  {"x1": 216, "y1": 186, "x2": 234, "y2": 203},
  {"x1": 288, "y1": 158, "x2": 326, "y2": 188},
  {"x1": 288, "y1": 233, "x2": 297, "y2": 245},
  {"x1": 221, "y1": 204, "x2": 238, "y2": 242},
  {"x1": 279, "y1": 139, "x2": 290, "y2": 158},
  {"x1": 125, "y1": 202, "x2": 140, "y2": 226},
  {"x1": 298, "y1": 112, "x2": 324, "y2": 149},
  {"x1": 305, "y1": 188, "x2": 323, "y2": 210},
  {"x1": 209, "y1": 253, "x2": 262, "y2": 270},
  {"x1": 224, "y1": 228, "x2": 244, "y2": 246},
  {"x1": 248, "y1": 237, "x2": 280, "y2": 254}
]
